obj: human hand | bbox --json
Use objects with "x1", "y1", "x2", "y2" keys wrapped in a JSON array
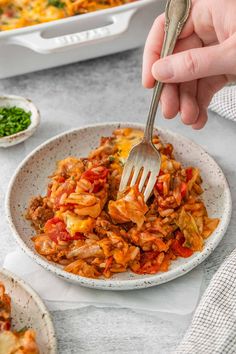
[{"x1": 142, "y1": 0, "x2": 236, "y2": 129}]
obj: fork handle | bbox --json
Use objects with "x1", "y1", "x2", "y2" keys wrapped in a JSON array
[{"x1": 144, "y1": 0, "x2": 191, "y2": 142}]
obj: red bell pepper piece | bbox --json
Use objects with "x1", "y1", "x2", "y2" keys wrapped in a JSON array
[
  {"x1": 180, "y1": 182, "x2": 187, "y2": 198},
  {"x1": 171, "y1": 232, "x2": 193, "y2": 258},
  {"x1": 186, "y1": 168, "x2": 193, "y2": 182},
  {"x1": 82, "y1": 166, "x2": 109, "y2": 182},
  {"x1": 44, "y1": 217, "x2": 83, "y2": 243},
  {"x1": 155, "y1": 181, "x2": 164, "y2": 194}
]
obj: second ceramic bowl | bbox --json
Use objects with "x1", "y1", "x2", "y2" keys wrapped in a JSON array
[{"x1": 0, "y1": 95, "x2": 40, "y2": 148}]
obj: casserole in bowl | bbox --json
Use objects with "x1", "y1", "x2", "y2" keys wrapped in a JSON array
[
  {"x1": 6, "y1": 122, "x2": 232, "y2": 290},
  {"x1": 0, "y1": 268, "x2": 57, "y2": 353},
  {"x1": 0, "y1": 0, "x2": 165, "y2": 78}
]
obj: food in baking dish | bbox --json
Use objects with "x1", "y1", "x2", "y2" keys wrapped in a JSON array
[
  {"x1": 0, "y1": 282, "x2": 39, "y2": 354},
  {"x1": 26, "y1": 128, "x2": 219, "y2": 279},
  {"x1": 0, "y1": 0, "x2": 136, "y2": 31}
]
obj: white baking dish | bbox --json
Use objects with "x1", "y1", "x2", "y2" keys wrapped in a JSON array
[{"x1": 0, "y1": 0, "x2": 165, "y2": 78}]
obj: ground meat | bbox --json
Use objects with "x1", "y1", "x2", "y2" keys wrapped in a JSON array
[{"x1": 26, "y1": 196, "x2": 54, "y2": 232}]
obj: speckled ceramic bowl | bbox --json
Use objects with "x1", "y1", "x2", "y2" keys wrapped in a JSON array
[
  {"x1": 0, "y1": 95, "x2": 40, "y2": 148},
  {"x1": 6, "y1": 122, "x2": 232, "y2": 290},
  {"x1": 0, "y1": 267, "x2": 57, "y2": 353}
]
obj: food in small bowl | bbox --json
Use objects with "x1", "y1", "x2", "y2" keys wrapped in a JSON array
[
  {"x1": 26, "y1": 127, "x2": 220, "y2": 279},
  {"x1": 0, "y1": 268, "x2": 57, "y2": 353},
  {"x1": 0, "y1": 282, "x2": 39, "y2": 354},
  {"x1": 0, "y1": 95, "x2": 40, "y2": 148}
]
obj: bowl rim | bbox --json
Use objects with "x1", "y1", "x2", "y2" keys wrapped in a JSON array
[
  {"x1": 0, "y1": 266, "x2": 57, "y2": 353},
  {"x1": 0, "y1": 94, "x2": 40, "y2": 142},
  {"x1": 5, "y1": 121, "x2": 232, "y2": 290}
]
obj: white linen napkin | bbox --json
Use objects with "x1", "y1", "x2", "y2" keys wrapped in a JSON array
[
  {"x1": 209, "y1": 85, "x2": 236, "y2": 121},
  {"x1": 4, "y1": 250, "x2": 203, "y2": 314},
  {"x1": 175, "y1": 249, "x2": 236, "y2": 354}
]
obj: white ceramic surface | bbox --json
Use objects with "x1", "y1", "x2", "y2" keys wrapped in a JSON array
[
  {"x1": 0, "y1": 267, "x2": 57, "y2": 353},
  {"x1": 6, "y1": 122, "x2": 232, "y2": 290},
  {"x1": 0, "y1": 95, "x2": 40, "y2": 148}
]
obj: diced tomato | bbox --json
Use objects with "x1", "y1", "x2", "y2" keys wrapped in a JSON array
[
  {"x1": 136, "y1": 251, "x2": 161, "y2": 274},
  {"x1": 92, "y1": 183, "x2": 103, "y2": 193},
  {"x1": 0, "y1": 321, "x2": 11, "y2": 331},
  {"x1": 44, "y1": 217, "x2": 61, "y2": 227},
  {"x1": 44, "y1": 217, "x2": 83, "y2": 243},
  {"x1": 171, "y1": 235, "x2": 193, "y2": 258},
  {"x1": 163, "y1": 145, "x2": 173, "y2": 156},
  {"x1": 73, "y1": 232, "x2": 86, "y2": 240},
  {"x1": 140, "y1": 251, "x2": 159, "y2": 264},
  {"x1": 186, "y1": 168, "x2": 193, "y2": 182},
  {"x1": 56, "y1": 176, "x2": 66, "y2": 183},
  {"x1": 137, "y1": 262, "x2": 160, "y2": 274},
  {"x1": 82, "y1": 166, "x2": 109, "y2": 182},
  {"x1": 180, "y1": 182, "x2": 187, "y2": 198},
  {"x1": 5, "y1": 9, "x2": 14, "y2": 18},
  {"x1": 82, "y1": 166, "x2": 109, "y2": 193},
  {"x1": 155, "y1": 181, "x2": 163, "y2": 194}
]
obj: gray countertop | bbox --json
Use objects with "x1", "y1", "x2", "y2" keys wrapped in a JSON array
[{"x1": 0, "y1": 48, "x2": 236, "y2": 353}]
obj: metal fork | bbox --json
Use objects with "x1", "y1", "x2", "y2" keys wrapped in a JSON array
[{"x1": 119, "y1": 0, "x2": 191, "y2": 202}]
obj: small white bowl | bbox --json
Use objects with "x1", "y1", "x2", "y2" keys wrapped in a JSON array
[
  {"x1": 0, "y1": 267, "x2": 57, "y2": 353},
  {"x1": 0, "y1": 95, "x2": 40, "y2": 148}
]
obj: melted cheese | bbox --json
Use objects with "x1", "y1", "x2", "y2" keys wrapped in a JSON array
[
  {"x1": 0, "y1": 0, "x2": 135, "y2": 31},
  {"x1": 64, "y1": 211, "x2": 95, "y2": 235},
  {"x1": 115, "y1": 128, "x2": 143, "y2": 162}
]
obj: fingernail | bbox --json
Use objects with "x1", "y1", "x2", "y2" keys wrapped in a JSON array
[{"x1": 153, "y1": 60, "x2": 174, "y2": 80}]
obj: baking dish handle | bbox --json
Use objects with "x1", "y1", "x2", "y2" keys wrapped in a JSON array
[{"x1": 9, "y1": 10, "x2": 136, "y2": 54}]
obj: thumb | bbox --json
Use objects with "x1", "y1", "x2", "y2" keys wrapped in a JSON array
[{"x1": 151, "y1": 41, "x2": 234, "y2": 83}]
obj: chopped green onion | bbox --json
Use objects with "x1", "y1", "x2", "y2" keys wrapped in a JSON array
[
  {"x1": 48, "y1": 0, "x2": 65, "y2": 8},
  {"x1": 0, "y1": 106, "x2": 31, "y2": 138}
]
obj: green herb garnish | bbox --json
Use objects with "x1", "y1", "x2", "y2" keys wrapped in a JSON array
[
  {"x1": 48, "y1": 0, "x2": 65, "y2": 8},
  {"x1": 184, "y1": 240, "x2": 192, "y2": 248},
  {"x1": 108, "y1": 156, "x2": 115, "y2": 162},
  {"x1": 0, "y1": 106, "x2": 31, "y2": 138}
]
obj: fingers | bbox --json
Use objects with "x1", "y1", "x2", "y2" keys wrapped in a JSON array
[
  {"x1": 152, "y1": 43, "x2": 229, "y2": 83},
  {"x1": 142, "y1": 14, "x2": 195, "y2": 88},
  {"x1": 191, "y1": 75, "x2": 229, "y2": 130},
  {"x1": 192, "y1": 107, "x2": 208, "y2": 130},
  {"x1": 142, "y1": 14, "x2": 165, "y2": 88},
  {"x1": 173, "y1": 34, "x2": 202, "y2": 124},
  {"x1": 161, "y1": 84, "x2": 179, "y2": 119},
  {"x1": 179, "y1": 81, "x2": 199, "y2": 125},
  {"x1": 142, "y1": 8, "x2": 233, "y2": 130},
  {"x1": 161, "y1": 34, "x2": 202, "y2": 120},
  {"x1": 197, "y1": 75, "x2": 228, "y2": 107}
]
